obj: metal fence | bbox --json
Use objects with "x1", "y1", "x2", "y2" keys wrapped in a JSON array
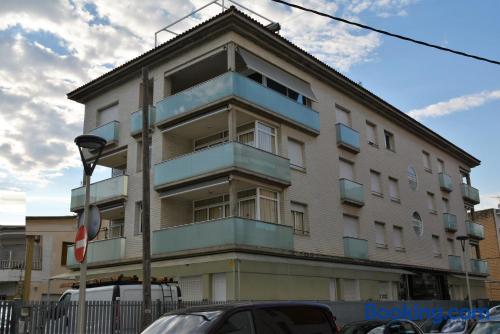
[{"x1": 0, "y1": 299, "x2": 498, "y2": 334}]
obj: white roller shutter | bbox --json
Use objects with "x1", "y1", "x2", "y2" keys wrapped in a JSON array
[
  {"x1": 339, "y1": 160, "x2": 354, "y2": 180},
  {"x1": 97, "y1": 104, "x2": 118, "y2": 126},
  {"x1": 343, "y1": 215, "x2": 359, "y2": 238},
  {"x1": 179, "y1": 275, "x2": 203, "y2": 301},
  {"x1": 212, "y1": 273, "x2": 227, "y2": 302}
]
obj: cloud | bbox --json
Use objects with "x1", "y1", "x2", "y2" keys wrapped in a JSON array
[
  {"x1": 407, "y1": 90, "x2": 500, "y2": 120},
  {"x1": 0, "y1": 190, "x2": 26, "y2": 225},
  {"x1": 476, "y1": 193, "x2": 500, "y2": 211},
  {"x1": 0, "y1": 0, "x2": 417, "y2": 189}
]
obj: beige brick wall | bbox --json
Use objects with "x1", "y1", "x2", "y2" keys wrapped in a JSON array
[{"x1": 79, "y1": 30, "x2": 480, "y2": 274}]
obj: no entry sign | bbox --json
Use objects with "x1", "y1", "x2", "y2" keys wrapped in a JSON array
[{"x1": 74, "y1": 225, "x2": 88, "y2": 263}]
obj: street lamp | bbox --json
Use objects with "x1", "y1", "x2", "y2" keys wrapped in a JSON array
[
  {"x1": 74, "y1": 134, "x2": 106, "y2": 334},
  {"x1": 457, "y1": 235, "x2": 473, "y2": 312}
]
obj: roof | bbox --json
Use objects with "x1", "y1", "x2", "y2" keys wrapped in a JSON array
[
  {"x1": 67, "y1": 7, "x2": 480, "y2": 167},
  {"x1": 26, "y1": 215, "x2": 77, "y2": 221}
]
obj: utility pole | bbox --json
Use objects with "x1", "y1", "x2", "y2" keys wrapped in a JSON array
[
  {"x1": 141, "y1": 67, "x2": 153, "y2": 329},
  {"x1": 22, "y1": 235, "x2": 35, "y2": 301}
]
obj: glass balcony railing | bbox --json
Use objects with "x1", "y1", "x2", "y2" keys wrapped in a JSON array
[
  {"x1": 339, "y1": 179, "x2": 364, "y2": 207},
  {"x1": 438, "y1": 173, "x2": 453, "y2": 192},
  {"x1": 130, "y1": 106, "x2": 156, "y2": 135},
  {"x1": 70, "y1": 175, "x2": 128, "y2": 211},
  {"x1": 466, "y1": 220, "x2": 485, "y2": 239},
  {"x1": 461, "y1": 183, "x2": 480, "y2": 204},
  {"x1": 88, "y1": 121, "x2": 119, "y2": 145},
  {"x1": 154, "y1": 142, "x2": 290, "y2": 189},
  {"x1": 152, "y1": 217, "x2": 293, "y2": 255},
  {"x1": 155, "y1": 72, "x2": 320, "y2": 133},
  {"x1": 67, "y1": 237, "x2": 126, "y2": 267},
  {"x1": 343, "y1": 237, "x2": 368, "y2": 259},
  {"x1": 448, "y1": 255, "x2": 462, "y2": 271},
  {"x1": 470, "y1": 259, "x2": 488, "y2": 274},
  {"x1": 336, "y1": 123, "x2": 360, "y2": 153},
  {"x1": 443, "y1": 213, "x2": 457, "y2": 232}
]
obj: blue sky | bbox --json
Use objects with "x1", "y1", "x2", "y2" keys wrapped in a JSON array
[{"x1": 0, "y1": 0, "x2": 499, "y2": 222}]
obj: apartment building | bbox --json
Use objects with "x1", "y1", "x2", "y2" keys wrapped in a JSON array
[
  {"x1": 65, "y1": 7, "x2": 486, "y2": 302},
  {"x1": 475, "y1": 208, "x2": 500, "y2": 300}
]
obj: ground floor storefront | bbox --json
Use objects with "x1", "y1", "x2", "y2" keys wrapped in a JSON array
[{"x1": 55, "y1": 252, "x2": 488, "y2": 302}]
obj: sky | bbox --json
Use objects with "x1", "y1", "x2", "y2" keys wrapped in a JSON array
[{"x1": 0, "y1": 0, "x2": 499, "y2": 222}]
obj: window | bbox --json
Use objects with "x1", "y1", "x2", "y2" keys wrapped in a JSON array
[
  {"x1": 422, "y1": 151, "x2": 432, "y2": 172},
  {"x1": 388, "y1": 177, "x2": 400, "y2": 202},
  {"x1": 194, "y1": 131, "x2": 228, "y2": 150},
  {"x1": 412, "y1": 212, "x2": 424, "y2": 237},
  {"x1": 342, "y1": 279, "x2": 360, "y2": 301},
  {"x1": 291, "y1": 202, "x2": 308, "y2": 235},
  {"x1": 194, "y1": 195, "x2": 230, "y2": 223},
  {"x1": 343, "y1": 215, "x2": 360, "y2": 238},
  {"x1": 216, "y1": 311, "x2": 255, "y2": 334},
  {"x1": 61, "y1": 242, "x2": 73, "y2": 266},
  {"x1": 370, "y1": 170, "x2": 383, "y2": 196},
  {"x1": 265, "y1": 77, "x2": 310, "y2": 105},
  {"x1": 384, "y1": 130, "x2": 395, "y2": 151},
  {"x1": 238, "y1": 188, "x2": 280, "y2": 224},
  {"x1": 437, "y1": 159, "x2": 445, "y2": 173},
  {"x1": 442, "y1": 197, "x2": 450, "y2": 213},
  {"x1": 427, "y1": 192, "x2": 437, "y2": 214},
  {"x1": 97, "y1": 103, "x2": 118, "y2": 127},
  {"x1": 335, "y1": 106, "x2": 351, "y2": 126},
  {"x1": 288, "y1": 138, "x2": 305, "y2": 169},
  {"x1": 259, "y1": 189, "x2": 279, "y2": 224},
  {"x1": 393, "y1": 226, "x2": 404, "y2": 250},
  {"x1": 339, "y1": 159, "x2": 355, "y2": 180},
  {"x1": 366, "y1": 121, "x2": 378, "y2": 147},
  {"x1": 256, "y1": 122, "x2": 277, "y2": 154},
  {"x1": 378, "y1": 281, "x2": 390, "y2": 300},
  {"x1": 254, "y1": 306, "x2": 333, "y2": 334},
  {"x1": 447, "y1": 238, "x2": 455, "y2": 255},
  {"x1": 432, "y1": 235, "x2": 441, "y2": 257},
  {"x1": 108, "y1": 219, "x2": 124, "y2": 238},
  {"x1": 375, "y1": 222, "x2": 387, "y2": 247},
  {"x1": 134, "y1": 201, "x2": 143, "y2": 235},
  {"x1": 407, "y1": 166, "x2": 418, "y2": 190},
  {"x1": 136, "y1": 137, "x2": 152, "y2": 172}
]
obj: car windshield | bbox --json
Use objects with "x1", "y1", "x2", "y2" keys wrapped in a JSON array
[
  {"x1": 471, "y1": 322, "x2": 500, "y2": 334},
  {"x1": 141, "y1": 311, "x2": 222, "y2": 334},
  {"x1": 340, "y1": 322, "x2": 385, "y2": 334},
  {"x1": 420, "y1": 317, "x2": 466, "y2": 333}
]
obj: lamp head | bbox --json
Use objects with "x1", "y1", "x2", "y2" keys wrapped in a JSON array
[{"x1": 74, "y1": 134, "x2": 107, "y2": 176}]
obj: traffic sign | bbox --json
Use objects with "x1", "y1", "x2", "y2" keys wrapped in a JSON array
[
  {"x1": 74, "y1": 225, "x2": 88, "y2": 263},
  {"x1": 78, "y1": 205, "x2": 101, "y2": 240}
]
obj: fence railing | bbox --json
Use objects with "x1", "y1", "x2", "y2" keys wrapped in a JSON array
[
  {"x1": 0, "y1": 299, "x2": 498, "y2": 334},
  {"x1": 0, "y1": 258, "x2": 42, "y2": 271}
]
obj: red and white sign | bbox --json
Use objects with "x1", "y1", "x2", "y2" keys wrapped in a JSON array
[{"x1": 74, "y1": 225, "x2": 88, "y2": 263}]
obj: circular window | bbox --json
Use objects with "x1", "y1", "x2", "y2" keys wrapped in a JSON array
[
  {"x1": 408, "y1": 166, "x2": 418, "y2": 190},
  {"x1": 412, "y1": 211, "x2": 423, "y2": 237}
]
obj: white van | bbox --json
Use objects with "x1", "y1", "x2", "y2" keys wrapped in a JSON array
[{"x1": 45, "y1": 282, "x2": 181, "y2": 333}]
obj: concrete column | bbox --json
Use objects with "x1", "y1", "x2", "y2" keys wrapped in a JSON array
[
  {"x1": 227, "y1": 42, "x2": 236, "y2": 71},
  {"x1": 228, "y1": 107, "x2": 237, "y2": 141},
  {"x1": 229, "y1": 177, "x2": 238, "y2": 218},
  {"x1": 163, "y1": 76, "x2": 172, "y2": 98}
]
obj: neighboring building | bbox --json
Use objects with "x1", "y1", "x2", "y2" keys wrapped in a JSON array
[
  {"x1": 0, "y1": 225, "x2": 29, "y2": 299},
  {"x1": 475, "y1": 208, "x2": 500, "y2": 300},
  {"x1": 25, "y1": 216, "x2": 77, "y2": 301},
  {"x1": 65, "y1": 8, "x2": 486, "y2": 302}
]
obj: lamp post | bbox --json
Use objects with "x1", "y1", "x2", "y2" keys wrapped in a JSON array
[
  {"x1": 74, "y1": 134, "x2": 106, "y2": 334},
  {"x1": 457, "y1": 235, "x2": 473, "y2": 311}
]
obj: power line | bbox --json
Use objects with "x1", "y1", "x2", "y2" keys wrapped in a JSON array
[{"x1": 270, "y1": 0, "x2": 500, "y2": 66}]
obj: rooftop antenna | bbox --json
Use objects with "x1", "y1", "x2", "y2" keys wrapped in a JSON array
[{"x1": 154, "y1": 0, "x2": 279, "y2": 47}]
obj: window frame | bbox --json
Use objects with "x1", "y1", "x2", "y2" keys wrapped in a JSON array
[
  {"x1": 388, "y1": 177, "x2": 401, "y2": 203},
  {"x1": 365, "y1": 121, "x2": 378, "y2": 147},
  {"x1": 427, "y1": 192, "x2": 437, "y2": 214},
  {"x1": 291, "y1": 201, "x2": 309, "y2": 235},
  {"x1": 393, "y1": 225, "x2": 405, "y2": 251},
  {"x1": 432, "y1": 235, "x2": 442, "y2": 257},
  {"x1": 287, "y1": 137, "x2": 306, "y2": 170},
  {"x1": 370, "y1": 169, "x2": 383, "y2": 197},
  {"x1": 374, "y1": 222, "x2": 387, "y2": 248},
  {"x1": 384, "y1": 130, "x2": 395, "y2": 151}
]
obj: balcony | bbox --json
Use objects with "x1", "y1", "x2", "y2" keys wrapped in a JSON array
[
  {"x1": 130, "y1": 106, "x2": 156, "y2": 136},
  {"x1": 88, "y1": 121, "x2": 119, "y2": 145},
  {"x1": 336, "y1": 123, "x2": 360, "y2": 153},
  {"x1": 152, "y1": 218, "x2": 293, "y2": 255},
  {"x1": 470, "y1": 259, "x2": 488, "y2": 275},
  {"x1": 0, "y1": 258, "x2": 42, "y2": 271},
  {"x1": 67, "y1": 237, "x2": 126, "y2": 267},
  {"x1": 438, "y1": 173, "x2": 453, "y2": 192},
  {"x1": 448, "y1": 255, "x2": 462, "y2": 271},
  {"x1": 343, "y1": 237, "x2": 368, "y2": 259},
  {"x1": 70, "y1": 175, "x2": 128, "y2": 211},
  {"x1": 155, "y1": 72, "x2": 320, "y2": 134},
  {"x1": 466, "y1": 220, "x2": 485, "y2": 240},
  {"x1": 339, "y1": 179, "x2": 364, "y2": 207},
  {"x1": 443, "y1": 213, "x2": 458, "y2": 232},
  {"x1": 154, "y1": 142, "x2": 290, "y2": 190},
  {"x1": 461, "y1": 184, "x2": 480, "y2": 204}
]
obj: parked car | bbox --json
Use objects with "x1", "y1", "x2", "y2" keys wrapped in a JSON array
[
  {"x1": 141, "y1": 301, "x2": 340, "y2": 334},
  {"x1": 339, "y1": 319, "x2": 424, "y2": 334},
  {"x1": 469, "y1": 314, "x2": 500, "y2": 333},
  {"x1": 487, "y1": 305, "x2": 500, "y2": 317},
  {"x1": 419, "y1": 315, "x2": 474, "y2": 334}
]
